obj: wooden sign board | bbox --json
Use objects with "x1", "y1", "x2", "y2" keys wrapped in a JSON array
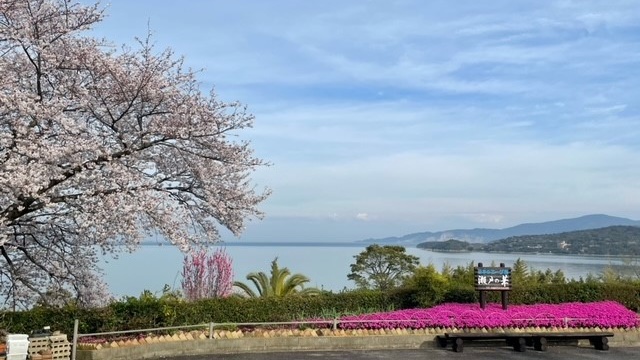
[{"x1": 474, "y1": 266, "x2": 512, "y2": 291}]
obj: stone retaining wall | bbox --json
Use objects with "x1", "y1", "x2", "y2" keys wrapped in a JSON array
[{"x1": 75, "y1": 327, "x2": 640, "y2": 360}]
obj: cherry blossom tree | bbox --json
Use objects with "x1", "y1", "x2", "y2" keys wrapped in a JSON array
[
  {"x1": 181, "y1": 247, "x2": 234, "y2": 300},
  {"x1": 0, "y1": 0, "x2": 269, "y2": 309}
]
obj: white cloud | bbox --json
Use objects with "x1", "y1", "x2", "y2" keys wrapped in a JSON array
[
  {"x1": 92, "y1": 0, "x2": 640, "y2": 235},
  {"x1": 255, "y1": 141, "x2": 640, "y2": 225},
  {"x1": 461, "y1": 213, "x2": 507, "y2": 226},
  {"x1": 355, "y1": 213, "x2": 370, "y2": 221}
]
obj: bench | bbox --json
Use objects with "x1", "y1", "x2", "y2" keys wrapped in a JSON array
[
  {"x1": 527, "y1": 332, "x2": 614, "y2": 351},
  {"x1": 437, "y1": 331, "x2": 614, "y2": 352},
  {"x1": 437, "y1": 333, "x2": 531, "y2": 352}
]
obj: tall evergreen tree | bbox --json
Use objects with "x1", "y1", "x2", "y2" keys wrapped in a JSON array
[{"x1": 511, "y1": 258, "x2": 529, "y2": 286}]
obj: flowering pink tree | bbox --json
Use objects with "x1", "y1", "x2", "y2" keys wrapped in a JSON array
[
  {"x1": 0, "y1": 0, "x2": 269, "y2": 309},
  {"x1": 182, "y1": 248, "x2": 234, "y2": 300}
]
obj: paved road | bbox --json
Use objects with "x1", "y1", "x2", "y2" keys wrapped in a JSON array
[{"x1": 160, "y1": 346, "x2": 639, "y2": 360}]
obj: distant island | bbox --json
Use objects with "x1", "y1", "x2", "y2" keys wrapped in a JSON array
[{"x1": 416, "y1": 225, "x2": 640, "y2": 256}]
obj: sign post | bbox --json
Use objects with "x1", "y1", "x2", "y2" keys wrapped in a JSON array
[{"x1": 474, "y1": 262, "x2": 511, "y2": 310}]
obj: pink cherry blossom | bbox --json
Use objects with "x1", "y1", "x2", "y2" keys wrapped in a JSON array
[
  {"x1": 182, "y1": 247, "x2": 234, "y2": 300},
  {"x1": 0, "y1": 0, "x2": 268, "y2": 309}
]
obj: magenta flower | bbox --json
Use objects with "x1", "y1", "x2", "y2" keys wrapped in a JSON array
[{"x1": 337, "y1": 301, "x2": 639, "y2": 330}]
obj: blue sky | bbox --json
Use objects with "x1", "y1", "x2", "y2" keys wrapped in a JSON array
[{"x1": 89, "y1": 0, "x2": 640, "y2": 241}]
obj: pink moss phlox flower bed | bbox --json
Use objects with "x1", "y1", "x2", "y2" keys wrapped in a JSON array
[{"x1": 338, "y1": 301, "x2": 640, "y2": 330}]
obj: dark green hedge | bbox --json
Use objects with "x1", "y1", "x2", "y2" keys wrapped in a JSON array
[
  {"x1": 0, "y1": 290, "x2": 395, "y2": 335},
  {"x1": 2, "y1": 283, "x2": 639, "y2": 336}
]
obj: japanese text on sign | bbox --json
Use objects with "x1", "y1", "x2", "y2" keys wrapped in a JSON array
[{"x1": 474, "y1": 266, "x2": 512, "y2": 290}]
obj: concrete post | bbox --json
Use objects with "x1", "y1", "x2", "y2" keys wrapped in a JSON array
[{"x1": 71, "y1": 319, "x2": 79, "y2": 360}]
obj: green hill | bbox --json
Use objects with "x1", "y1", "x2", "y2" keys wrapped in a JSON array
[
  {"x1": 416, "y1": 225, "x2": 640, "y2": 256},
  {"x1": 417, "y1": 239, "x2": 477, "y2": 252}
]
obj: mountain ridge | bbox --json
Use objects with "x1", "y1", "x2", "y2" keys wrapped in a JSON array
[
  {"x1": 359, "y1": 214, "x2": 640, "y2": 245},
  {"x1": 416, "y1": 225, "x2": 640, "y2": 256}
]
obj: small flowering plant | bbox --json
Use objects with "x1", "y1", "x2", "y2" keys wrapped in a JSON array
[{"x1": 338, "y1": 301, "x2": 639, "y2": 330}]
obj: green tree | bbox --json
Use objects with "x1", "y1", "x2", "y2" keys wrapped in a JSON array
[
  {"x1": 450, "y1": 261, "x2": 475, "y2": 285},
  {"x1": 599, "y1": 266, "x2": 623, "y2": 283},
  {"x1": 441, "y1": 262, "x2": 454, "y2": 279},
  {"x1": 403, "y1": 264, "x2": 450, "y2": 307},
  {"x1": 532, "y1": 269, "x2": 554, "y2": 284},
  {"x1": 233, "y1": 258, "x2": 320, "y2": 297},
  {"x1": 511, "y1": 258, "x2": 529, "y2": 286},
  {"x1": 348, "y1": 245, "x2": 420, "y2": 291},
  {"x1": 551, "y1": 269, "x2": 566, "y2": 284}
]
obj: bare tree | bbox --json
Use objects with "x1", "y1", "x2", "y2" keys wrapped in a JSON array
[{"x1": 0, "y1": 0, "x2": 269, "y2": 309}]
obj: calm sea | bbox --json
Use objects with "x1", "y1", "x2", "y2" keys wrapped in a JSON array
[{"x1": 100, "y1": 243, "x2": 628, "y2": 299}]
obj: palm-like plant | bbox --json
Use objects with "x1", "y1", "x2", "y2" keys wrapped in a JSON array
[{"x1": 233, "y1": 258, "x2": 321, "y2": 297}]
